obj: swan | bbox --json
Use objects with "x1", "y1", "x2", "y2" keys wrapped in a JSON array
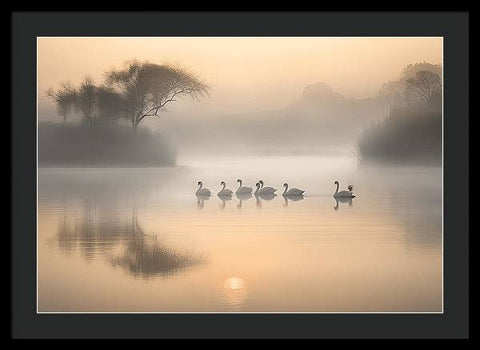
[
  {"x1": 282, "y1": 183, "x2": 305, "y2": 196},
  {"x1": 195, "y1": 181, "x2": 211, "y2": 196},
  {"x1": 254, "y1": 183, "x2": 277, "y2": 197},
  {"x1": 259, "y1": 193, "x2": 276, "y2": 200},
  {"x1": 236, "y1": 192, "x2": 252, "y2": 201},
  {"x1": 258, "y1": 180, "x2": 277, "y2": 194},
  {"x1": 235, "y1": 179, "x2": 252, "y2": 194},
  {"x1": 217, "y1": 181, "x2": 233, "y2": 196},
  {"x1": 333, "y1": 181, "x2": 355, "y2": 198},
  {"x1": 254, "y1": 182, "x2": 261, "y2": 194}
]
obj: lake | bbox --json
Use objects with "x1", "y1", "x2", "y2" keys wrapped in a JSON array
[{"x1": 38, "y1": 155, "x2": 442, "y2": 312}]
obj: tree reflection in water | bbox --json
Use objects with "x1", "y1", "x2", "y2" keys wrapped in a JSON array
[
  {"x1": 55, "y1": 204, "x2": 206, "y2": 279},
  {"x1": 112, "y1": 235, "x2": 206, "y2": 278},
  {"x1": 111, "y1": 217, "x2": 206, "y2": 278}
]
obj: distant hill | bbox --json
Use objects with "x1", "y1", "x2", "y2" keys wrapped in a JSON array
[
  {"x1": 164, "y1": 82, "x2": 389, "y2": 156},
  {"x1": 299, "y1": 82, "x2": 346, "y2": 105},
  {"x1": 284, "y1": 82, "x2": 388, "y2": 123}
]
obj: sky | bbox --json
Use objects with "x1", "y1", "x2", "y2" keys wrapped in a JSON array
[{"x1": 38, "y1": 37, "x2": 442, "y2": 120}]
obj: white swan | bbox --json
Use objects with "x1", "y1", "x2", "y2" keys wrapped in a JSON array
[
  {"x1": 282, "y1": 183, "x2": 305, "y2": 196},
  {"x1": 217, "y1": 181, "x2": 233, "y2": 196},
  {"x1": 333, "y1": 181, "x2": 355, "y2": 198},
  {"x1": 195, "y1": 181, "x2": 211, "y2": 196},
  {"x1": 236, "y1": 192, "x2": 252, "y2": 209},
  {"x1": 258, "y1": 180, "x2": 277, "y2": 194},
  {"x1": 235, "y1": 179, "x2": 252, "y2": 194},
  {"x1": 254, "y1": 183, "x2": 277, "y2": 197},
  {"x1": 254, "y1": 182, "x2": 261, "y2": 195},
  {"x1": 254, "y1": 184, "x2": 276, "y2": 208}
]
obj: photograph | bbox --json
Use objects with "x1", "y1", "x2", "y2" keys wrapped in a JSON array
[{"x1": 36, "y1": 36, "x2": 444, "y2": 313}]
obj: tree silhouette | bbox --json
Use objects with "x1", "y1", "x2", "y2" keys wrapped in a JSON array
[
  {"x1": 406, "y1": 71, "x2": 442, "y2": 104},
  {"x1": 46, "y1": 81, "x2": 76, "y2": 124},
  {"x1": 379, "y1": 62, "x2": 442, "y2": 108},
  {"x1": 105, "y1": 60, "x2": 210, "y2": 130},
  {"x1": 47, "y1": 77, "x2": 127, "y2": 126}
]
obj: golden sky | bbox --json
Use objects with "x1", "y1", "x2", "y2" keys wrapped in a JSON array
[{"x1": 38, "y1": 37, "x2": 442, "y2": 118}]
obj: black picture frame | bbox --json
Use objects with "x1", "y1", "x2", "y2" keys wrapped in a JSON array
[{"x1": 11, "y1": 11, "x2": 469, "y2": 339}]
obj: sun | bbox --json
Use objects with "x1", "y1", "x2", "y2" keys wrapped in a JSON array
[{"x1": 223, "y1": 277, "x2": 245, "y2": 290}]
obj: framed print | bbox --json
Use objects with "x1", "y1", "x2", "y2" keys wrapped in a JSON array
[{"x1": 11, "y1": 11, "x2": 469, "y2": 339}]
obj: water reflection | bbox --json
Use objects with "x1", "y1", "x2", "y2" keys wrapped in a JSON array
[
  {"x1": 282, "y1": 194, "x2": 304, "y2": 206},
  {"x1": 111, "y1": 235, "x2": 206, "y2": 279},
  {"x1": 55, "y1": 203, "x2": 140, "y2": 260},
  {"x1": 258, "y1": 193, "x2": 276, "y2": 201},
  {"x1": 39, "y1": 161, "x2": 442, "y2": 312},
  {"x1": 217, "y1": 194, "x2": 233, "y2": 209},
  {"x1": 196, "y1": 194, "x2": 211, "y2": 209},
  {"x1": 236, "y1": 193, "x2": 253, "y2": 209},
  {"x1": 357, "y1": 166, "x2": 442, "y2": 250},
  {"x1": 222, "y1": 277, "x2": 248, "y2": 310},
  {"x1": 254, "y1": 193, "x2": 276, "y2": 208},
  {"x1": 54, "y1": 201, "x2": 205, "y2": 278},
  {"x1": 333, "y1": 197, "x2": 353, "y2": 211}
]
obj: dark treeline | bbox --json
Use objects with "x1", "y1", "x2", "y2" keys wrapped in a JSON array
[
  {"x1": 38, "y1": 122, "x2": 177, "y2": 167},
  {"x1": 42, "y1": 59, "x2": 442, "y2": 165},
  {"x1": 357, "y1": 62, "x2": 442, "y2": 166},
  {"x1": 41, "y1": 60, "x2": 209, "y2": 167}
]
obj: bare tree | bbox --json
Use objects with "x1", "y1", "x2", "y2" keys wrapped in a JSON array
[
  {"x1": 74, "y1": 77, "x2": 100, "y2": 125},
  {"x1": 96, "y1": 85, "x2": 125, "y2": 123},
  {"x1": 47, "y1": 77, "x2": 99, "y2": 125},
  {"x1": 402, "y1": 62, "x2": 442, "y2": 80},
  {"x1": 47, "y1": 77, "x2": 125, "y2": 126},
  {"x1": 406, "y1": 71, "x2": 442, "y2": 104},
  {"x1": 379, "y1": 80, "x2": 406, "y2": 108},
  {"x1": 46, "y1": 82, "x2": 76, "y2": 124},
  {"x1": 105, "y1": 60, "x2": 210, "y2": 130},
  {"x1": 379, "y1": 62, "x2": 442, "y2": 108}
]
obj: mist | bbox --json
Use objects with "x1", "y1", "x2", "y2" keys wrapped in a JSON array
[
  {"x1": 38, "y1": 37, "x2": 442, "y2": 165},
  {"x1": 37, "y1": 37, "x2": 444, "y2": 313}
]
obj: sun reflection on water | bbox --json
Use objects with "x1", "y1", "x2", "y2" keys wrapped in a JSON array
[{"x1": 222, "y1": 277, "x2": 248, "y2": 310}]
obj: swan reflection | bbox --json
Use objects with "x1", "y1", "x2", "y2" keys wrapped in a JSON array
[
  {"x1": 236, "y1": 192, "x2": 252, "y2": 209},
  {"x1": 254, "y1": 193, "x2": 276, "y2": 208},
  {"x1": 283, "y1": 194, "x2": 305, "y2": 206},
  {"x1": 217, "y1": 193, "x2": 233, "y2": 209},
  {"x1": 258, "y1": 193, "x2": 276, "y2": 201},
  {"x1": 333, "y1": 197, "x2": 353, "y2": 211},
  {"x1": 196, "y1": 194, "x2": 211, "y2": 209}
]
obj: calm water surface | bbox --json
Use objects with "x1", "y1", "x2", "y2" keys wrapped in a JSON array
[{"x1": 38, "y1": 155, "x2": 442, "y2": 312}]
